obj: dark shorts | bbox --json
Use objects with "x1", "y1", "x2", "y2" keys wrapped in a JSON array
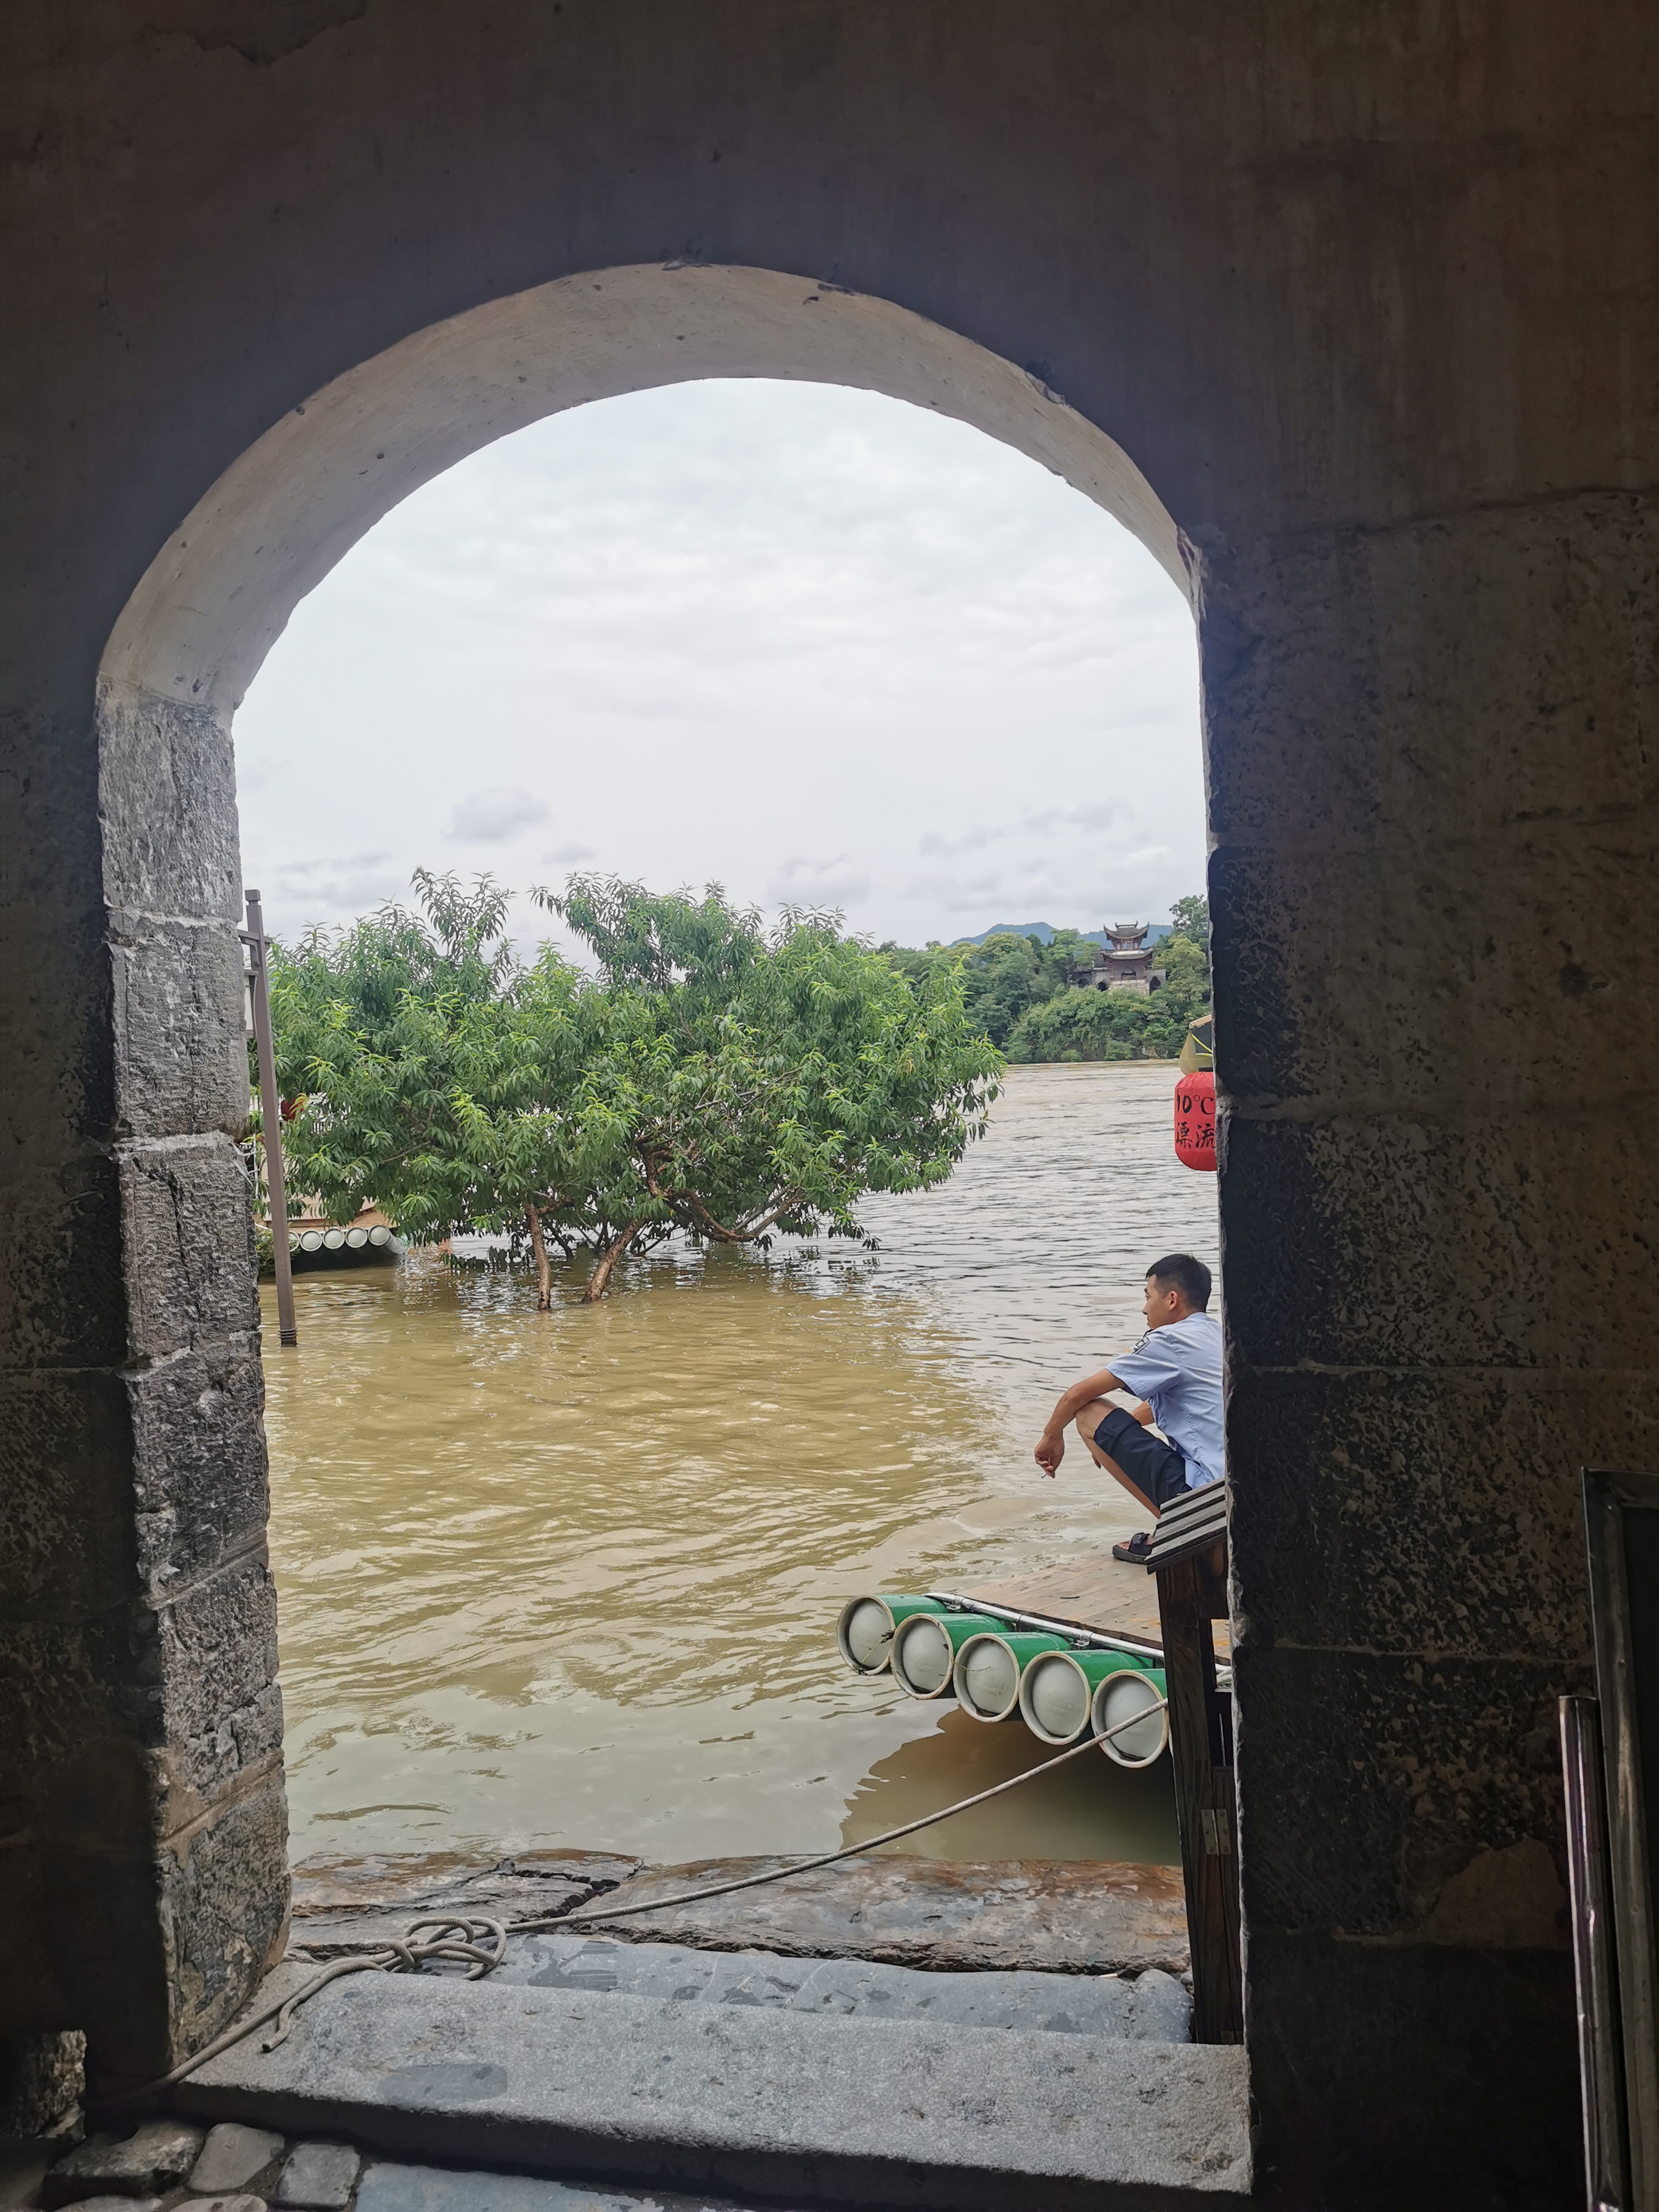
[{"x1": 1092, "y1": 1407, "x2": 1192, "y2": 1512}]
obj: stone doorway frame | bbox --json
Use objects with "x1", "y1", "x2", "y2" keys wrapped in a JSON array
[{"x1": 89, "y1": 262, "x2": 1208, "y2": 2079}]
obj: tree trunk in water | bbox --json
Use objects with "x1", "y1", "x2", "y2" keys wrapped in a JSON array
[
  {"x1": 526, "y1": 1202, "x2": 553, "y2": 1310},
  {"x1": 583, "y1": 1219, "x2": 642, "y2": 1302}
]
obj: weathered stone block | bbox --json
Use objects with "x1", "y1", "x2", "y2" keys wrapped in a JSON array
[
  {"x1": 0, "y1": 1809, "x2": 171, "y2": 2059},
  {"x1": 0, "y1": 1368, "x2": 139, "y2": 1614},
  {"x1": 44, "y1": 2122, "x2": 204, "y2": 2206},
  {"x1": 1221, "y1": 1106, "x2": 1659, "y2": 1370},
  {"x1": 144, "y1": 1553, "x2": 282, "y2": 1817},
  {"x1": 1245, "y1": 1931, "x2": 1577, "y2": 2212},
  {"x1": 159, "y1": 1771, "x2": 290, "y2": 2057},
  {"x1": 0, "y1": 1147, "x2": 128, "y2": 1372},
  {"x1": 179, "y1": 1971, "x2": 1251, "y2": 2204},
  {"x1": 1235, "y1": 1644, "x2": 1578, "y2": 1942},
  {"x1": 98, "y1": 694, "x2": 241, "y2": 923},
  {"x1": 273, "y1": 2143, "x2": 360, "y2": 2210},
  {"x1": 1213, "y1": 827, "x2": 1659, "y2": 1114},
  {"x1": 1, "y1": 1569, "x2": 280, "y2": 1858},
  {"x1": 0, "y1": 2026, "x2": 85, "y2": 2136},
  {"x1": 0, "y1": 1615, "x2": 155, "y2": 1803},
  {"x1": 111, "y1": 913, "x2": 250, "y2": 1141},
  {"x1": 187, "y1": 2122, "x2": 286, "y2": 2194},
  {"x1": 1203, "y1": 493, "x2": 1659, "y2": 853},
  {"x1": 118, "y1": 1136, "x2": 258, "y2": 1359},
  {"x1": 149, "y1": 1679, "x2": 285, "y2": 1835},
  {"x1": 1225, "y1": 1364, "x2": 1641, "y2": 1661},
  {"x1": 127, "y1": 1345, "x2": 269, "y2": 1594}
]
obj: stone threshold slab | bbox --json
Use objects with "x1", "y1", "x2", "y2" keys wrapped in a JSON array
[{"x1": 175, "y1": 1966, "x2": 1250, "y2": 2211}]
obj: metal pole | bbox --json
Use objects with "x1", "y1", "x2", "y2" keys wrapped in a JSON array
[
  {"x1": 244, "y1": 888, "x2": 297, "y2": 1348},
  {"x1": 1560, "y1": 1694, "x2": 1629, "y2": 2212}
]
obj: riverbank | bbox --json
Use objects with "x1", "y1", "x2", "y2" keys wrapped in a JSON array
[{"x1": 288, "y1": 1848, "x2": 1190, "y2": 1975}]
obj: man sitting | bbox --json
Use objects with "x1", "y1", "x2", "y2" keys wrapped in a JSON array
[{"x1": 1033, "y1": 1252, "x2": 1222, "y2": 1562}]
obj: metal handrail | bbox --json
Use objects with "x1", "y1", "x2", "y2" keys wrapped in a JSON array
[
  {"x1": 1560, "y1": 1694, "x2": 1629, "y2": 2212},
  {"x1": 923, "y1": 1587, "x2": 1233, "y2": 1687}
]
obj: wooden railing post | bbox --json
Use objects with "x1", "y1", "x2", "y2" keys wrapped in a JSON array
[
  {"x1": 1150, "y1": 1507, "x2": 1242, "y2": 2043},
  {"x1": 243, "y1": 887, "x2": 297, "y2": 1348}
]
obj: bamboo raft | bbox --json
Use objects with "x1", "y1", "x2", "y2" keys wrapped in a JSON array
[{"x1": 836, "y1": 1536, "x2": 1231, "y2": 1771}]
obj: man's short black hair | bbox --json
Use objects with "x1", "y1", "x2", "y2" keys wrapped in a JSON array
[{"x1": 1148, "y1": 1253, "x2": 1212, "y2": 1311}]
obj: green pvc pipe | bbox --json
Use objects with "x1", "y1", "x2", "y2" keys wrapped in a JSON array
[
  {"x1": 836, "y1": 1594, "x2": 951, "y2": 1675},
  {"x1": 953, "y1": 1631, "x2": 1074, "y2": 1723},
  {"x1": 890, "y1": 1611, "x2": 1008, "y2": 1699},
  {"x1": 1093, "y1": 1664, "x2": 1170, "y2": 1767},
  {"x1": 1019, "y1": 1647, "x2": 1158, "y2": 1745}
]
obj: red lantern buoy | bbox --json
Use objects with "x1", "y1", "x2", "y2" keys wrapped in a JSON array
[{"x1": 1174, "y1": 1070, "x2": 1217, "y2": 1171}]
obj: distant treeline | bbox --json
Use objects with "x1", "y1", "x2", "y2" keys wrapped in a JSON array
[{"x1": 881, "y1": 894, "x2": 1210, "y2": 1063}]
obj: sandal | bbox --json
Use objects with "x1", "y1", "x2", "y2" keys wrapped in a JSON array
[{"x1": 1113, "y1": 1530, "x2": 1154, "y2": 1564}]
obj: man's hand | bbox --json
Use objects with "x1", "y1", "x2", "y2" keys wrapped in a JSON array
[
  {"x1": 1034, "y1": 1427, "x2": 1065, "y2": 1478},
  {"x1": 1034, "y1": 1364, "x2": 1130, "y2": 1482}
]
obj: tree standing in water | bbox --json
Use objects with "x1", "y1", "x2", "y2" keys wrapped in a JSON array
[{"x1": 269, "y1": 871, "x2": 1002, "y2": 1303}]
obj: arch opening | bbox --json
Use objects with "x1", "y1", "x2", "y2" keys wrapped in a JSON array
[
  {"x1": 214, "y1": 336, "x2": 1212, "y2": 1875},
  {"x1": 89, "y1": 258, "x2": 1216, "y2": 2055}
]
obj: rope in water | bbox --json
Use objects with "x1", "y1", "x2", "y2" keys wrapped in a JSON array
[
  {"x1": 100, "y1": 1689, "x2": 1168, "y2": 2113},
  {"x1": 522, "y1": 1702, "x2": 1165, "y2": 1931}
]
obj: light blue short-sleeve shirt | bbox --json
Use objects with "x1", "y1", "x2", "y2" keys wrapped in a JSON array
[{"x1": 1109, "y1": 1312, "x2": 1225, "y2": 1490}]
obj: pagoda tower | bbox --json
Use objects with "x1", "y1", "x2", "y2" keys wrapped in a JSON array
[{"x1": 1078, "y1": 921, "x2": 1167, "y2": 995}]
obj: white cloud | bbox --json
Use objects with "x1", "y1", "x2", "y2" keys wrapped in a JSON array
[
  {"x1": 234, "y1": 380, "x2": 1204, "y2": 950},
  {"x1": 447, "y1": 787, "x2": 551, "y2": 843},
  {"x1": 917, "y1": 823, "x2": 1008, "y2": 859},
  {"x1": 253, "y1": 853, "x2": 405, "y2": 931},
  {"x1": 765, "y1": 855, "x2": 873, "y2": 911}
]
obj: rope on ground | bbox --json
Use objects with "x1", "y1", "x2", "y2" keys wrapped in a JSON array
[
  {"x1": 98, "y1": 1691, "x2": 1168, "y2": 2113},
  {"x1": 97, "y1": 1917, "x2": 506, "y2": 2112}
]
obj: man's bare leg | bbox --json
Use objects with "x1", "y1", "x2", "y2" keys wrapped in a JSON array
[{"x1": 1073, "y1": 1399, "x2": 1161, "y2": 1517}]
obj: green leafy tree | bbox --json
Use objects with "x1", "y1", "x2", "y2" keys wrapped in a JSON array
[
  {"x1": 1006, "y1": 903, "x2": 1210, "y2": 1063},
  {"x1": 537, "y1": 876, "x2": 1004, "y2": 1296},
  {"x1": 267, "y1": 871, "x2": 1003, "y2": 1304},
  {"x1": 879, "y1": 927, "x2": 1094, "y2": 1050},
  {"x1": 880, "y1": 901, "x2": 1211, "y2": 1065},
  {"x1": 267, "y1": 870, "x2": 611, "y2": 1296},
  {"x1": 1168, "y1": 893, "x2": 1209, "y2": 947}
]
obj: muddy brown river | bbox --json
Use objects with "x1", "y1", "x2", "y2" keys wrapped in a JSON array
[{"x1": 261, "y1": 1061, "x2": 1220, "y2": 1869}]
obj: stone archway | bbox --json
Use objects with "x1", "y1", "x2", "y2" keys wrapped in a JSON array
[{"x1": 88, "y1": 262, "x2": 1196, "y2": 2091}]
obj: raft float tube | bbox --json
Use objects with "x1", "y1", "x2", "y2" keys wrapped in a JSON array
[
  {"x1": 283, "y1": 1223, "x2": 403, "y2": 1274},
  {"x1": 836, "y1": 1594, "x2": 951, "y2": 1675},
  {"x1": 1093, "y1": 1664, "x2": 1170, "y2": 1766},
  {"x1": 952, "y1": 1631, "x2": 1073, "y2": 1722},
  {"x1": 1019, "y1": 1647, "x2": 1160, "y2": 1746},
  {"x1": 891, "y1": 1612, "x2": 1009, "y2": 1698}
]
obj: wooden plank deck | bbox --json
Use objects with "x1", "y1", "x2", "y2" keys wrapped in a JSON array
[{"x1": 957, "y1": 1559, "x2": 1232, "y2": 1663}]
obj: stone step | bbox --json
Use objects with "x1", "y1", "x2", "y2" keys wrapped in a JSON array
[
  {"x1": 175, "y1": 1966, "x2": 1251, "y2": 2211},
  {"x1": 480, "y1": 1933, "x2": 1192, "y2": 2042}
]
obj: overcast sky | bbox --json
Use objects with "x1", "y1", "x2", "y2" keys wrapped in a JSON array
[{"x1": 234, "y1": 378, "x2": 1204, "y2": 957}]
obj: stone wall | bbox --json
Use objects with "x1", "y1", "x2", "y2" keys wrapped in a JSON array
[{"x1": 2, "y1": 1, "x2": 1655, "y2": 2194}]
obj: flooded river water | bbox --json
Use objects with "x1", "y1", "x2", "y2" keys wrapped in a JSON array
[{"x1": 262, "y1": 1061, "x2": 1220, "y2": 1870}]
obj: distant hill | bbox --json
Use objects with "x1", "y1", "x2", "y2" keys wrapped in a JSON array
[{"x1": 950, "y1": 920, "x2": 1172, "y2": 948}]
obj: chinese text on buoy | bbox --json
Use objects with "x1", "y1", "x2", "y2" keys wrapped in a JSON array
[{"x1": 1174, "y1": 1071, "x2": 1216, "y2": 1171}]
